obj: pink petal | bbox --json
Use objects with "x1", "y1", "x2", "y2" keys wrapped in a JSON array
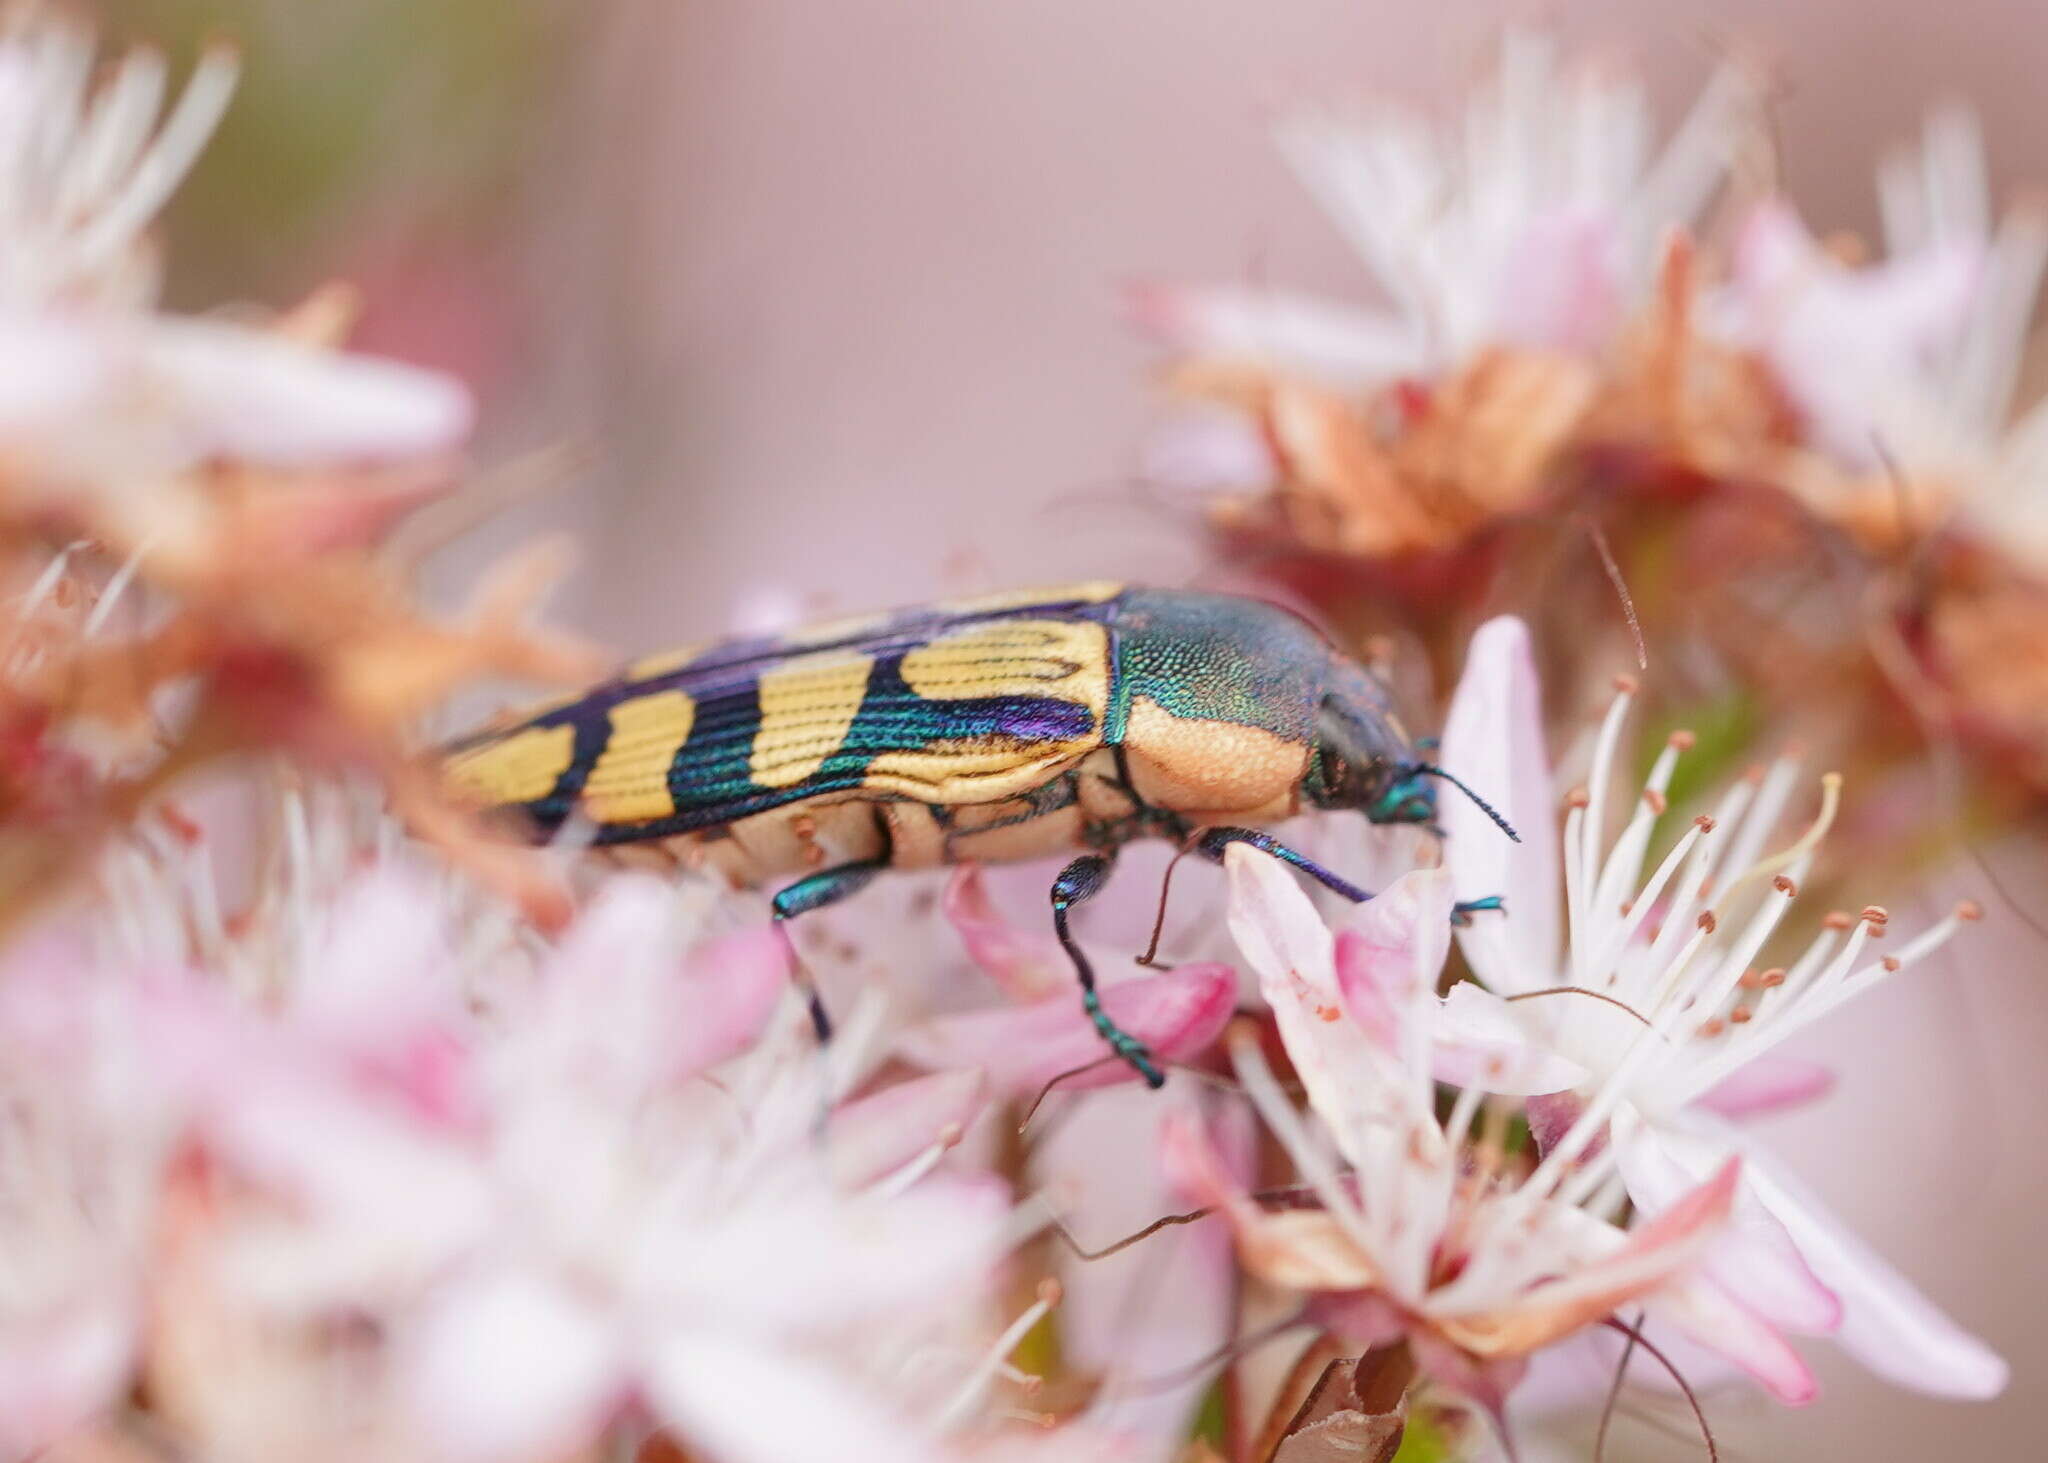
[
  {"x1": 896, "y1": 963, "x2": 1235, "y2": 1095},
  {"x1": 943, "y1": 865, "x2": 1070, "y2": 1001},
  {"x1": 1695, "y1": 1054, "x2": 1835, "y2": 1120},
  {"x1": 673, "y1": 925, "x2": 792, "y2": 1078},
  {"x1": 1642, "y1": 1273, "x2": 1821, "y2": 1406},
  {"x1": 0, "y1": 1301, "x2": 137, "y2": 1458},
  {"x1": 1718, "y1": 1125, "x2": 2008, "y2": 1398},
  {"x1": 1440, "y1": 617, "x2": 1560, "y2": 996},
  {"x1": 655, "y1": 1179, "x2": 1009, "y2": 1332},
  {"x1": 649, "y1": 1335, "x2": 949, "y2": 1463},
  {"x1": 1613, "y1": 1115, "x2": 1841, "y2": 1336},
  {"x1": 1331, "y1": 868, "x2": 1454, "y2": 1047},
  {"x1": 1431, "y1": 981, "x2": 1588, "y2": 1095},
  {"x1": 1122, "y1": 279, "x2": 1423, "y2": 386},
  {"x1": 1494, "y1": 209, "x2": 1623, "y2": 354},
  {"x1": 827, "y1": 1069, "x2": 987, "y2": 1187},
  {"x1": 400, "y1": 1268, "x2": 624, "y2": 1462},
  {"x1": 1048, "y1": 1088, "x2": 1246, "y2": 1463}
]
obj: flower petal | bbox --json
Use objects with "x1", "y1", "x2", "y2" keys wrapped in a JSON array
[
  {"x1": 1694, "y1": 1054, "x2": 1835, "y2": 1120},
  {"x1": 1706, "y1": 1121, "x2": 2008, "y2": 1398},
  {"x1": 143, "y1": 315, "x2": 474, "y2": 465},
  {"x1": 1440, "y1": 616, "x2": 1559, "y2": 996},
  {"x1": 0, "y1": 1300, "x2": 137, "y2": 1459},
  {"x1": 673, "y1": 924, "x2": 792, "y2": 1078},
  {"x1": 1331, "y1": 868, "x2": 1453, "y2": 1052},
  {"x1": 1431, "y1": 981, "x2": 1588, "y2": 1095},
  {"x1": 649, "y1": 1334, "x2": 949, "y2": 1463},
  {"x1": 896, "y1": 962, "x2": 1235, "y2": 1095},
  {"x1": 943, "y1": 865, "x2": 1070, "y2": 1002},
  {"x1": 1160, "y1": 1111, "x2": 1379, "y2": 1292},
  {"x1": 399, "y1": 1268, "x2": 623, "y2": 1462},
  {"x1": 1640, "y1": 1274, "x2": 1821, "y2": 1406},
  {"x1": 1612, "y1": 1112, "x2": 1841, "y2": 1336},
  {"x1": 1444, "y1": 1159, "x2": 1741, "y2": 1358},
  {"x1": 827, "y1": 1069, "x2": 987, "y2": 1188},
  {"x1": 1123, "y1": 279, "x2": 1426, "y2": 386}
]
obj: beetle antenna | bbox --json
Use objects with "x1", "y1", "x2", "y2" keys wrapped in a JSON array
[{"x1": 1411, "y1": 764, "x2": 1520, "y2": 843}]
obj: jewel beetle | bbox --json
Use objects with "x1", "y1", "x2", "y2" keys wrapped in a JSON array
[{"x1": 444, "y1": 582, "x2": 1514, "y2": 1085}]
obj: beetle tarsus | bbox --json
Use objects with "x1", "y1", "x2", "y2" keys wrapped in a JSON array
[
  {"x1": 1451, "y1": 894, "x2": 1506, "y2": 927},
  {"x1": 1052, "y1": 854, "x2": 1166, "y2": 1089}
]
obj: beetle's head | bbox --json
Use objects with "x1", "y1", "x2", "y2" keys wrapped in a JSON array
[
  {"x1": 1306, "y1": 658, "x2": 1435, "y2": 824},
  {"x1": 1308, "y1": 655, "x2": 1520, "y2": 841}
]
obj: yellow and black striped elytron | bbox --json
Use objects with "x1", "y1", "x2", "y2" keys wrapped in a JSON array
[{"x1": 444, "y1": 582, "x2": 1511, "y2": 1085}]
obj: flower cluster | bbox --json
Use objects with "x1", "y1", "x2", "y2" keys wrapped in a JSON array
[
  {"x1": 0, "y1": 7, "x2": 600, "y2": 932},
  {"x1": 1134, "y1": 27, "x2": 2048, "y2": 821},
  {"x1": 0, "y1": 7, "x2": 2017, "y2": 1463}
]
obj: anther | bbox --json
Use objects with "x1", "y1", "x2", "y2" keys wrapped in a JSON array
[
  {"x1": 1859, "y1": 905, "x2": 1890, "y2": 926},
  {"x1": 1957, "y1": 899, "x2": 1984, "y2": 922},
  {"x1": 1564, "y1": 786, "x2": 1591, "y2": 810},
  {"x1": 1729, "y1": 1006, "x2": 1754, "y2": 1024},
  {"x1": 1693, "y1": 814, "x2": 1716, "y2": 832},
  {"x1": 1668, "y1": 729, "x2": 1697, "y2": 751},
  {"x1": 1882, "y1": 957, "x2": 1902, "y2": 973},
  {"x1": 1824, "y1": 911, "x2": 1853, "y2": 930},
  {"x1": 1760, "y1": 967, "x2": 1786, "y2": 988},
  {"x1": 1696, "y1": 910, "x2": 1717, "y2": 934},
  {"x1": 1614, "y1": 674, "x2": 1641, "y2": 695},
  {"x1": 1642, "y1": 788, "x2": 1668, "y2": 815},
  {"x1": 1697, "y1": 1018, "x2": 1726, "y2": 1038},
  {"x1": 1738, "y1": 968, "x2": 1765, "y2": 990},
  {"x1": 1036, "y1": 1277, "x2": 1064, "y2": 1307},
  {"x1": 1316, "y1": 1004, "x2": 1341, "y2": 1023},
  {"x1": 1773, "y1": 874, "x2": 1798, "y2": 896}
]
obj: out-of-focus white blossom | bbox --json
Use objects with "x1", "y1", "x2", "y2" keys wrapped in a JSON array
[{"x1": 1131, "y1": 29, "x2": 1760, "y2": 388}]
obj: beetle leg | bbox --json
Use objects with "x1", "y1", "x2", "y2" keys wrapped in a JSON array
[
  {"x1": 1050, "y1": 853, "x2": 1165, "y2": 1090},
  {"x1": 1189, "y1": 826, "x2": 1378, "y2": 901},
  {"x1": 771, "y1": 857, "x2": 887, "y2": 1043},
  {"x1": 1190, "y1": 826, "x2": 1507, "y2": 922}
]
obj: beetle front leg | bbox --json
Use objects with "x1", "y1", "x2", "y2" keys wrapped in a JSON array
[
  {"x1": 1189, "y1": 827, "x2": 1505, "y2": 922},
  {"x1": 1050, "y1": 853, "x2": 1165, "y2": 1090},
  {"x1": 771, "y1": 857, "x2": 887, "y2": 1044}
]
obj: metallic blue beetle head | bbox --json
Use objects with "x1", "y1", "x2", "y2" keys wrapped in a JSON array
[
  {"x1": 1304, "y1": 655, "x2": 1433, "y2": 824},
  {"x1": 1307, "y1": 654, "x2": 1519, "y2": 842}
]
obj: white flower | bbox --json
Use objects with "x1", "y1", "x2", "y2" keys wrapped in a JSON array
[
  {"x1": 1436, "y1": 614, "x2": 2007, "y2": 1400},
  {"x1": 1131, "y1": 29, "x2": 1759, "y2": 388},
  {"x1": 1717, "y1": 109, "x2": 2048, "y2": 572},
  {"x1": 1169, "y1": 853, "x2": 1803, "y2": 1421},
  {"x1": 0, "y1": 11, "x2": 471, "y2": 494}
]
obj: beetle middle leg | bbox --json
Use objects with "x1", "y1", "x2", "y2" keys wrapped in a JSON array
[
  {"x1": 771, "y1": 856, "x2": 888, "y2": 1043},
  {"x1": 1182, "y1": 826, "x2": 1507, "y2": 921},
  {"x1": 1049, "y1": 853, "x2": 1166, "y2": 1090}
]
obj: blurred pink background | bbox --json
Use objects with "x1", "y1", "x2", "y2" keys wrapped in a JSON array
[{"x1": 143, "y1": 0, "x2": 2048, "y2": 1453}]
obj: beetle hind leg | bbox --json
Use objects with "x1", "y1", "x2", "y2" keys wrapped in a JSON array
[
  {"x1": 771, "y1": 856, "x2": 887, "y2": 1043},
  {"x1": 1050, "y1": 854, "x2": 1165, "y2": 1090}
]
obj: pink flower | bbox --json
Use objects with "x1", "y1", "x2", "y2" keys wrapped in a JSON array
[
  {"x1": 1434, "y1": 615, "x2": 2007, "y2": 1401},
  {"x1": 188, "y1": 873, "x2": 1028, "y2": 1463}
]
